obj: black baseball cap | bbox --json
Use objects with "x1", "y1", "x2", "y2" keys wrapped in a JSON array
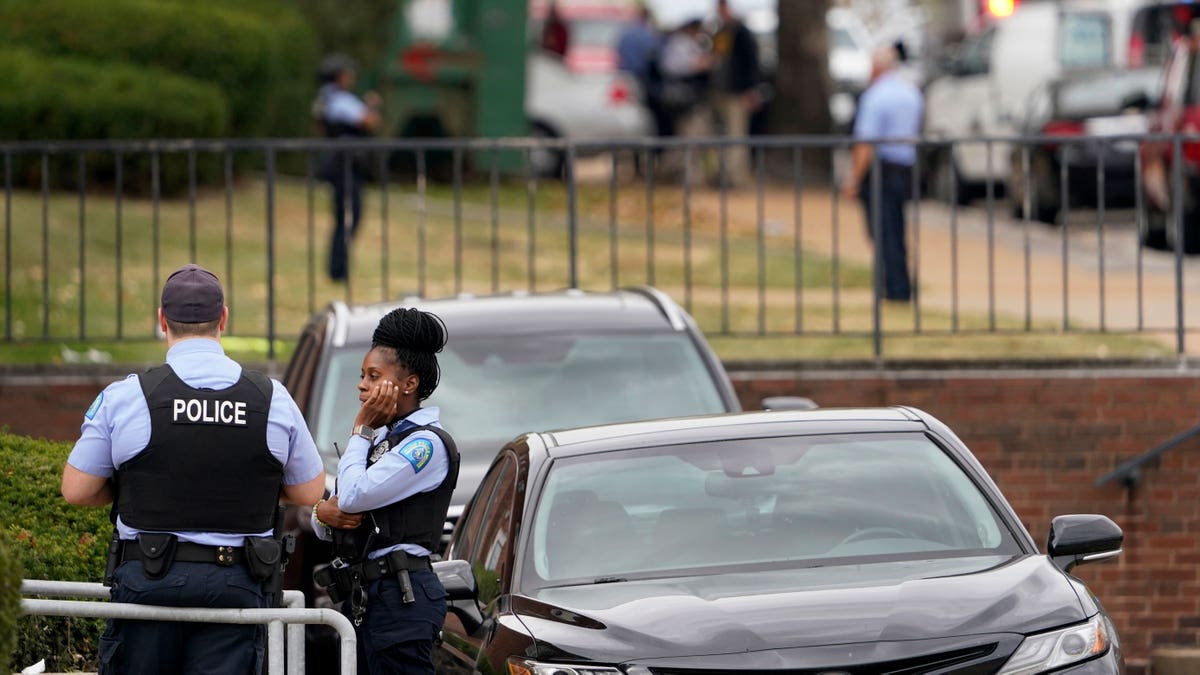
[{"x1": 161, "y1": 264, "x2": 224, "y2": 323}]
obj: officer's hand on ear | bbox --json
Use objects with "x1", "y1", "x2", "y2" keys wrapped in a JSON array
[{"x1": 355, "y1": 381, "x2": 400, "y2": 429}]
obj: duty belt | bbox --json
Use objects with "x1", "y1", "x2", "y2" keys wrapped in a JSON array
[
  {"x1": 358, "y1": 550, "x2": 432, "y2": 583},
  {"x1": 119, "y1": 540, "x2": 245, "y2": 566}
]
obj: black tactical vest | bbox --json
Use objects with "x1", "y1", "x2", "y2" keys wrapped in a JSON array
[
  {"x1": 115, "y1": 364, "x2": 283, "y2": 533},
  {"x1": 335, "y1": 422, "x2": 460, "y2": 559}
]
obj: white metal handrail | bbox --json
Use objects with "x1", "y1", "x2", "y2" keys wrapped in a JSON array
[{"x1": 20, "y1": 580, "x2": 342, "y2": 674}]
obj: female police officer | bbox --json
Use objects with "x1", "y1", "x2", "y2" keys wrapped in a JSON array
[{"x1": 311, "y1": 306, "x2": 459, "y2": 674}]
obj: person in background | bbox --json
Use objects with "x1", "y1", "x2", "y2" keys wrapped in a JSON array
[
  {"x1": 313, "y1": 54, "x2": 381, "y2": 283},
  {"x1": 61, "y1": 263, "x2": 326, "y2": 674},
  {"x1": 617, "y1": 4, "x2": 665, "y2": 134},
  {"x1": 657, "y1": 18, "x2": 713, "y2": 180},
  {"x1": 541, "y1": 1, "x2": 570, "y2": 59},
  {"x1": 840, "y1": 42, "x2": 924, "y2": 303},
  {"x1": 709, "y1": 0, "x2": 762, "y2": 187}
]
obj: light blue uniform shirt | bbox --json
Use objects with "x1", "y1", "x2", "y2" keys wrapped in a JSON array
[
  {"x1": 321, "y1": 86, "x2": 368, "y2": 127},
  {"x1": 67, "y1": 339, "x2": 324, "y2": 546},
  {"x1": 854, "y1": 71, "x2": 924, "y2": 166},
  {"x1": 313, "y1": 407, "x2": 449, "y2": 559}
]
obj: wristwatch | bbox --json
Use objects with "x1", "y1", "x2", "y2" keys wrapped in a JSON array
[{"x1": 352, "y1": 424, "x2": 375, "y2": 442}]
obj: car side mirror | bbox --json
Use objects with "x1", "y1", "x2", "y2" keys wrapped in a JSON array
[
  {"x1": 1047, "y1": 514, "x2": 1123, "y2": 573},
  {"x1": 433, "y1": 559, "x2": 485, "y2": 634},
  {"x1": 761, "y1": 396, "x2": 819, "y2": 411}
]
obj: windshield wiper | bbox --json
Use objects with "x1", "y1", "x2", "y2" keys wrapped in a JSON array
[{"x1": 591, "y1": 576, "x2": 628, "y2": 584}]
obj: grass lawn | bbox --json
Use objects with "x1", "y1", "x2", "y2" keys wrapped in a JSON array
[{"x1": 0, "y1": 171, "x2": 1173, "y2": 365}]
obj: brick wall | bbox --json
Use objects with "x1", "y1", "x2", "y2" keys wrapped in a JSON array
[
  {"x1": 730, "y1": 365, "x2": 1200, "y2": 673},
  {"x1": 4, "y1": 364, "x2": 1199, "y2": 671}
]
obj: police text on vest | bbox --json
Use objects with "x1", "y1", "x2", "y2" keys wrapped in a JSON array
[{"x1": 172, "y1": 398, "x2": 248, "y2": 425}]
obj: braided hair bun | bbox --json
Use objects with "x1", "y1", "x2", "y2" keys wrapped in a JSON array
[{"x1": 371, "y1": 307, "x2": 447, "y2": 400}]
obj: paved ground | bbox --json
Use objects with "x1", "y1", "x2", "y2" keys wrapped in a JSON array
[{"x1": 673, "y1": 181, "x2": 1200, "y2": 355}]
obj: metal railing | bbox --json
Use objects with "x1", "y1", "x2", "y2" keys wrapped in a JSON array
[
  {"x1": 3, "y1": 133, "x2": 1199, "y2": 360},
  {"x1": 19, "y1": 579, "x2": 353, "y2": 675}
]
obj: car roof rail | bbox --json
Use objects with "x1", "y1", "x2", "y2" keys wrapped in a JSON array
[{"x1": 622, "y1": 285, "x2": 687, "y2": 331}]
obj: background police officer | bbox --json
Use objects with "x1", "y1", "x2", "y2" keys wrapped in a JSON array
[
  {"x1": 841, "y1": 41, "x2": 924, "y2": 303},
  {"x1": 313, "y1": 54, "x2": 382, "y2": 282},
  {"x1": 61, "y1": 263, "x2": 326, "y2": 675},
  {"x1": 312, "y1": 306, "x2": 458, "y2": 675}
]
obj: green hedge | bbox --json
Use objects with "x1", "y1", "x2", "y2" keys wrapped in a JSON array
[
  {"x1": 2, "y1": 432, "x2": 110, "y2": 673},
  {"x1": 0, "y1": 535, "x2": 21, "y2": 675},
  {"x1": 0, "y1": 47, "x2": 228, "y2": 142},
  {"x1": 0, "y1": 0, "x2": 319, "y2": 138}
]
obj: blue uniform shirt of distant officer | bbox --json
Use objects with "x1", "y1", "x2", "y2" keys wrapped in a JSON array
[
  {"x1": 61, "y1": 263, "x2": 326, "y2": 675},
  {"x1": 842, "y1": 43, "x2": 924, "y2": 302},
  {"x1": 312, "y1": 307, "x2": 458, "y2": 675},
  {"x1": 314, "y1": 55, "x2": 381, "y2": 282}
]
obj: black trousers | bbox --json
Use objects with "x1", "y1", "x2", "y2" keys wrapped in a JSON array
[
  {"x1": 859, "y1": 162, "x2": 914, "y2": 301},
  {"x1": 347, "y1": 569, "x2": 447, "y2": 675},
  {"x1": 99, "y1": 560, "x2": 266, "y2": 675},
  {"x1": 325, "y1": 154, "x2": 363, "y2": 282}
]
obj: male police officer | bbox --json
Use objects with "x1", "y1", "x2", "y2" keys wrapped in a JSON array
[{"x1": 61, "y1": 263, "x2": 326, "y2": 675}]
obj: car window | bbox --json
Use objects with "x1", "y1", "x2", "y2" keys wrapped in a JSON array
[
  {"x1": 1132, "y1": 4, "x2": 1200, "y2": 66},
  {"x1": 1188, "y1": 48, "x2": 1200, "y2": 106},
  {"x1": 282, "y1": 318, "x2": 325, "y2": 413},
  {"x1": 524, "y1": 433, "x2": 1022, "y2": 589},
  {"x1": 958, "y1": 27, "x2": 994, "y2": 76},
  {"x1": 309, "y1": 332, "x2": 728, "y2": 460},
  {"x1": 1060, "y1": 13, "x2": 1111, "y2": 69},
  {"x1": 449, "y1": 454, "x2": 514, "y2": 563},
  {"x1": 464, "y1": 454, "x2": 518, "y2": 606}
]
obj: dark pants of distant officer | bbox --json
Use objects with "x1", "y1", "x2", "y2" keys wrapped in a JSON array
[
  {"x1": 859, "y1": 161, "x2": 913, "y2": 302},
  {"x1": 346, "y1": 569, "x2": 447, "y2": 675},
  {"x1": 327, "y1": 153, "x2": 363, "y2": 282},
  {"x1": 99, "y1": 560, "x2": 266, "y2": 675}
]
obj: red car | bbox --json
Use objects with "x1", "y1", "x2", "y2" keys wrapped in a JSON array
[{"x1": 1140, "y1": 31, "x2": 1200, "y2": 252}]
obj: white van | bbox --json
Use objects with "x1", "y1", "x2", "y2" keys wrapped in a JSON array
[{"x1": 923, "y1": 0, "x2": 1191, "y2": 201}]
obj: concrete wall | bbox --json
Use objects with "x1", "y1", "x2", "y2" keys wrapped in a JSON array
[{"x1": 4, "y1": 363, "x2": 1199, "y2": 672}]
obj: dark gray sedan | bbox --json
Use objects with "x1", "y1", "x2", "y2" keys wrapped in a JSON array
[{"x1": 434, "y1": 407, "x2": 1125, "y2": 674}]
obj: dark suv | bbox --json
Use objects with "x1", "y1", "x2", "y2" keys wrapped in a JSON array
[{"x1": 279, "y1": 287, "x2": 753, "y2": 612}]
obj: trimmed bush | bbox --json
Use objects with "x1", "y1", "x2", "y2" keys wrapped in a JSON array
[
  {"x1": 0, "y1": 47, "x2": 228, "y2": 142},
  {"x1": 0, "y1": 534, "x2": 21, "y2": 675},
  {"x1": 0, "y1": 0, "x2": 319, "y2": 138},
  {"x1": 2, "y1": 432, "x2": 110, "y2": 673}
]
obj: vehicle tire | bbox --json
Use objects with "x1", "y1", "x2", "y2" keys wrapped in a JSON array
[
  {"x1": 528, "y1": 122, "x2": 564, "y2": 179},
  {"x1": 1140, "y1": 206, "x2": 1170, "y2": 251},
  {"x1": 1165, "y1": 198, "x2": 1200, "y2": 254},
  {"x1": 1027, "y1": 151, "x2": 1061, "y2": 225},
  {"x1": 930, "y1": 149, "x2": 972, "y2": 206}
]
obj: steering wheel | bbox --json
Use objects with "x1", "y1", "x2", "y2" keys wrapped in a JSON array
[{"x1": 838, "y1": 526, "x2": 910, "y2": 547}]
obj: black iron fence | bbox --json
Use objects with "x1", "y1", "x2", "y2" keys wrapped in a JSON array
[{"x1": 2, "y1": 133, "x2": 1199, "y2": 361}]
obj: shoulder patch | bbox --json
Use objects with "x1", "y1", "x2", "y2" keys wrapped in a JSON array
[
  {"x1": 84, "y1": 392, "x2": 104, "y2": 420},
  {"x1": 398, "y1": 438, "x2": 434, "y2": 473}
]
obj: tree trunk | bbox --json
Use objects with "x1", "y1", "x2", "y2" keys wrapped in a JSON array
[{"x1": 768, "y1": 0, "x2": 833, "y2": 176}]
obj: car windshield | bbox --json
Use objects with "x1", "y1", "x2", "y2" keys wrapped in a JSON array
[
  {"x1": 311, "y1": 332, "x2": 727, "y2": 467},
  {"x1": 1060, "y1": 13, "x2": 1111, "y2": 69},
  {"x1": 524, "y1": 433, "x2": 1023, "y2": 589}
]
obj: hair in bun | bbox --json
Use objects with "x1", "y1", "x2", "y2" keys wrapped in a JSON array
[{"x1": 371, "y1": 307, "x2": 448, "y2": 400}]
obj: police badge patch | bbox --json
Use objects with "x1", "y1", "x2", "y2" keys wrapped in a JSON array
[
  {"x1": 85, "y1": 392, "x2": 104, "y2": 420},
  {"x1": 399, "y1": 438, "x2": 434, "y2": 473},
  {"x1": 369, "y1": 439, "x2": 391, "y2": 464}
]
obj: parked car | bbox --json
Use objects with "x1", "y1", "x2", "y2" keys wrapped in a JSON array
[
  {"x1": 1008, "y1": 65, "x2": 1161, "y2": 224},
  {"x1": 1138, "y1": 30, "x2": 1200, "y2": 252},
  {"x1": 526, "y1": 48, "x2": 653, "y2": 177},
  {"x1": 827, "y1": 6, "x2": 874, "y2": 131},
  {"x1": 284, "y1": 286, "x2": 776, "y2": 668},
  {"x1": 924, "y1": 0, "x2": 1198, "y2": 204},
  {"x1": 433, "y1": 406, "x2": 1126, "y2": 674}
]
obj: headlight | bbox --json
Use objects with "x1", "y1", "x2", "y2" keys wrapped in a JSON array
[
  {"x1": 507, "y1": 658, "x2": 622, "y2": 675},
  {"x1": 998, "y1": 614, "x2": 1110, "y2": 675}
]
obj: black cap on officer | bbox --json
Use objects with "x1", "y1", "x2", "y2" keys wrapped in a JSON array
[{"x1": 161, "y1": 264, "x2": 224, "y2": 323}]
